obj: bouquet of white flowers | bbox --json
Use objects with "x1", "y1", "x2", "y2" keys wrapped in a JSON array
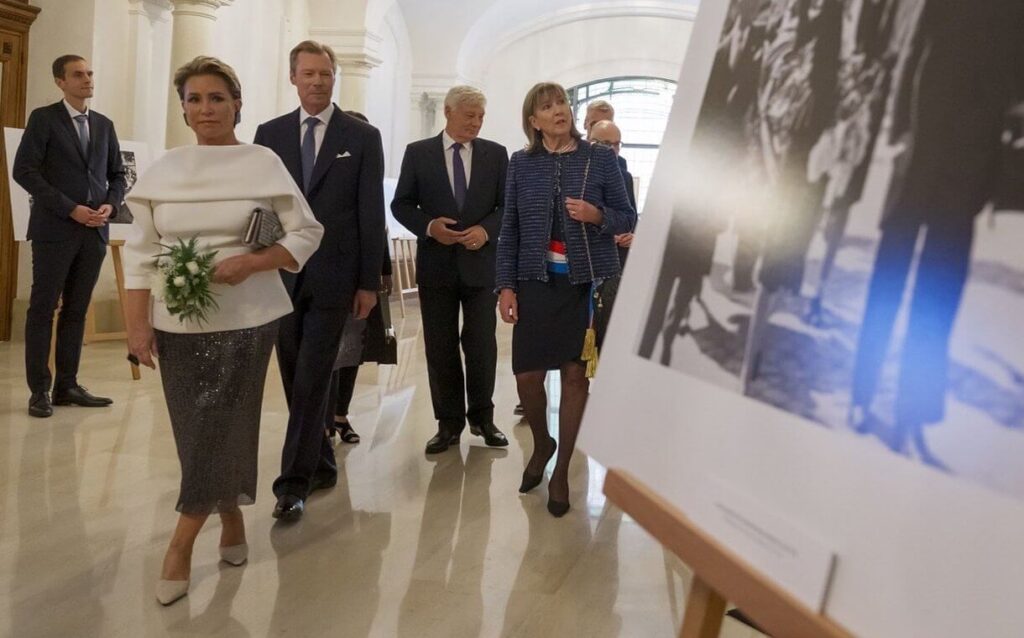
[{"x1": 152, "y1": 237, "x2": 219, "y2": 326}]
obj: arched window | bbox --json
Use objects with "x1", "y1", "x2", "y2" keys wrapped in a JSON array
[{"x1": 569, "y1": 76, "x2": 677, "y2": 213}]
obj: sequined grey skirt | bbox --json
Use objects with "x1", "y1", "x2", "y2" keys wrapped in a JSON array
[{"x1": 155, "y1": 321, "x2": 278, "y2": 515}]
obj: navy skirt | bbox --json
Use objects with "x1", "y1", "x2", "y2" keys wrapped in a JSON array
[{"x1": 512, "y1": 274, "x2": 590, "y2": 374}]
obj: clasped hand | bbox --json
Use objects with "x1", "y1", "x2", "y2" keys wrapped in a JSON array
[
  {"x1": 431, "y1": 217, "x2": 487, "y2": 250},
  {"x1": 565, "y1": 197, "x2": 602, "y2": 225},
  {"x1": 71, "y1": 204, "x2": 113, "y2": 227}
]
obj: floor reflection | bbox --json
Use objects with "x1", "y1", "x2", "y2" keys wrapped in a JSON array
[{"x1": 0, "y1": 300, "x2": 751, "y2": 637}]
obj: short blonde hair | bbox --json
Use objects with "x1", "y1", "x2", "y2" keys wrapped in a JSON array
[
  {"x1": 174, "y1": 55, "x2": 242, "y2": 101},
  {"x1": 521, "y1": 82, "x2": 582, "y2": 153},
  {"x1": 584, "y1": 99, "x2": 615, "y2": 130},
  {"x1": 289, "y1": 40, "x2": 337, "y2": 76},
  {"x1": 444, "y1": 85, "x2": 487, "y2": 110}
]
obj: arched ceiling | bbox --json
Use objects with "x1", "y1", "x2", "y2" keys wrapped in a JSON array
[{"x1": 395, "y1": 0, "x2": 699, "y2": 81}]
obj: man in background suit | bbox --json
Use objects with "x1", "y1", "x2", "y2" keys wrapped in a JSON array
[
  {"x1": 585, "y1": 103, "x2": 637, "y2": 252},
  {"x1": 588, "y1": 119, "x2": 636, "y2": 263},
  {"x1": 392, "y1": 86, "x2": 509, "y2": 454},
  {"x1": 255, "y1": 41, "x2": 385, "y2": 520},
  {"x1": 850, "y1": 2, "x2": 1024, "y2": 461},
  {"x1": 14, "y1": 55, "x2": 125, "y2": 418}
]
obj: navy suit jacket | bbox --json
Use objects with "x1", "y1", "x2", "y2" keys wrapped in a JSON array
[
  {"x1": 254, "y1": 106, "x2": 386, "y2": 308},
  {"x1": 617, "y1": 155, "x2": 637, "y2": 219},
  {"x1": 13, "y1": 101, "x2": 125, "y2": 243},
  {"x1": 391, "y1": 133, "x2": 508, "y2": 288}
]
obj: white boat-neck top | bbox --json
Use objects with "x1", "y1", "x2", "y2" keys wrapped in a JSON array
[{"x1": 124, "y1": 143, "x2": 323, "y2": 334}]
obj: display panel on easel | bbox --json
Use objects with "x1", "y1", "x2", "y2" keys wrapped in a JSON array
[{"x1": 580, "y1": 1, "x2": 1024, "y2": 636}]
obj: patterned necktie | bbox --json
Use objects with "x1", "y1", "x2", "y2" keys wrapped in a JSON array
[
  {"x1": 451, "y1": 142, "x2": 467, "y2": 211},
  {"x1": 73, "y1": 114, "x2": 89, "y2": 156},
  {"x1": 301, "y1": 116, "x2": 319, "y2": 193}
]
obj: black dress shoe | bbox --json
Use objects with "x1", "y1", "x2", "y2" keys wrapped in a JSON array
[
  {"x1": 425, "y1": 430, "x2": 460, "y2": 454},
  {"x1": 470, "y1": 422, "x2": 508, "y2": 447},
  {"x1": 53, "y1": 385, "x2": 112, "y2": 407},
  {"x1": 310, "y1": 473, "x2": 337, "y2": 492},
  {"x1": 272, "y1": 494, "x2": 304, "y2": 521},
  {"x1": 519, "y1": 436, "x2": 557, "y2": 494},
  {"x1": 29, "y1": 392, "x2": 53, "y2": 418}
]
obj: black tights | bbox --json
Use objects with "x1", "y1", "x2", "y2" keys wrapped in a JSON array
[{"x1": 515, "y1": 362, "x2": 590, "y2": 503}]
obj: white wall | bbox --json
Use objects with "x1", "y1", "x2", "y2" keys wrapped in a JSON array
[{"x1": 478, "y1": 14, "x2": 693, "y2": 152}]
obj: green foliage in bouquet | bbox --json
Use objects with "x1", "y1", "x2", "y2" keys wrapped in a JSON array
[{"x1": 155, "y1": 237, "x2": 220, "y2": 326}]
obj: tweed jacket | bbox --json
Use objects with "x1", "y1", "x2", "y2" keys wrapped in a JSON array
[{"x1": 495, "y1": 141, "x2": 635, "y2": 291}]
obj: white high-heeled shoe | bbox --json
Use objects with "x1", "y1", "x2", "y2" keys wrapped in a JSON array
[
  {"x1": 156, "y1": 579, "x2": 189, "y2": 605},
  {"x1": 219, "y1": 543, "x2": 248, "y2": 566}
]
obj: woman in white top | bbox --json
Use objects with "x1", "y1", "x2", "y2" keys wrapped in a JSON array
[{"x1": 123, "y1": 56, "x2": 323, "y2": 606}]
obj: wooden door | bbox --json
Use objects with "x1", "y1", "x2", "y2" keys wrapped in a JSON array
[{"x1": 0, "y1": 0, "x2": 38, "y2": 341}]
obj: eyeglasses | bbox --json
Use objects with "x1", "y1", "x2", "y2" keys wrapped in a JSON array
[{"x1": 592, "y1": 139, "x2": 622, "y2": 149}]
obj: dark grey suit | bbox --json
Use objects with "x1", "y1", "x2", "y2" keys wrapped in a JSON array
[{"x1": 13, "y1": 101, "x2": 125, "y2": 394}]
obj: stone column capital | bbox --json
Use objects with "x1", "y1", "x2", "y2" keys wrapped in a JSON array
[
  {"x1": 310, "y1": 28, "x2": 384, "y2": 76},
  {"x1": 128, "y1": 0, "x2": 173, "y2": 22},
  {"x1": 411, "y1": 74, "x2": 462, "y2": 104},
  {"x1": 169, "y1": 0, "x2": 233, "y2": 20}
]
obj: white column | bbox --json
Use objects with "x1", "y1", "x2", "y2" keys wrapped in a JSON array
[
  {"x1": 310, "y1": 28, "x2": 382, "y2": 114},
  {"x1": 127, "y1": 0, "x2": 172, "y2": 147},
  {"x1": 164, "y1": 0, "x2": 234, "y2": 149},
  {"x1": 410, "y1": 74, "x2": 459, "y2": 139}
]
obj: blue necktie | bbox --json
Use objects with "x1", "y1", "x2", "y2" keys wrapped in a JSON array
[
  {"x1": 301, "y1": 116, "x2": 319, "y2": 193},
  {"x1": 74, "y1": 114, "x2": 89, "y2": 156},
  {"x1": 451, "y1": 142, "x2": 467, "y2": 212}
]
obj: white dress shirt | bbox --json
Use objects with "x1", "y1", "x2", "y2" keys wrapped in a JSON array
[
  {"x1": 299, "y1": 103, "x2": 335, "y2": 160},
  {"x1": 63, "y1": 99, "x2": 90, "y2": 140},
  {"x1": 428, "y1": 131, "x2": 485, "y2": 240}
]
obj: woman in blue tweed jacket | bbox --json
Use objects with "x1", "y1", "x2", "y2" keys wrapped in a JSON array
[{"x1": 496, "y1": 82, "x2": 635, "y2": 517}]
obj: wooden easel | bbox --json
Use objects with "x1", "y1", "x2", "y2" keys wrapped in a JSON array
[
  {"x1": 81, "y1": 239, "x2": 140, "y2": 380},
  {"x1": 603, "y1": 469, "x2": 853, "y2": 638},
  {"x1": 390, "y1": 237, "x2": 417, "y2": 318}
]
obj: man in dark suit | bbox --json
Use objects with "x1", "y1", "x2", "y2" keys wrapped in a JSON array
[
  {"x1": 13, "y1": 55, "x2": 125, "y2": 418},
  {"x1": 588, "y1": 119, "x2": 636, "y2": 263},
  {"x1": 254, "y1": 41, "x2": 385, "y2": 520},
  {"x1": 392, "y1": 86, "x2": 509, "y2": 454},
  {"x1": 850, "y1": 2, "x2": 1024, "y2": 461}
]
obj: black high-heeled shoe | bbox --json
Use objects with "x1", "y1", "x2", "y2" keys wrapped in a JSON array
[
  {"x1": 547, "y1": 498, "x2": 570, "y2": 518},
  {"x1": 518, "y1": 436, "x2": 557, "y2": 493}
]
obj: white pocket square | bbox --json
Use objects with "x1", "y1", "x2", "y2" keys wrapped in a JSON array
[{"x1": 336, "y1": 151, "x2": 352, "y2": 159}]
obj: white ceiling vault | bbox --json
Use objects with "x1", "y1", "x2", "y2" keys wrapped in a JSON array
[{"x1": 394, "y1": 0, "x2": 699, "y2": 85}]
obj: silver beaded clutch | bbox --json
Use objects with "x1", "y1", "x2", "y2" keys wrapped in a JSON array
[{"x1": 243, "y1": 207, "x2": 285, "y2": 249}]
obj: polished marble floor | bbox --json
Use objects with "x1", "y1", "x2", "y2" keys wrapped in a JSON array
[{"x1": 0, "y1": 301, "x2": 764, "y2": 638}]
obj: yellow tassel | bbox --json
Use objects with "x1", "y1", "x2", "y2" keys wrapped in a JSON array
[{"x1": 581, "y1": 327, "x2": 599, "y2": 378}]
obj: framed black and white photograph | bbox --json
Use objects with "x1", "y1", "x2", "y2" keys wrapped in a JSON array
[
  {"x1": 580, "y1": 2, "x2": 1024, "y2": 636},
  {"x1": 635, "y1": 0, "x2": 1024, "y2": 498}
]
